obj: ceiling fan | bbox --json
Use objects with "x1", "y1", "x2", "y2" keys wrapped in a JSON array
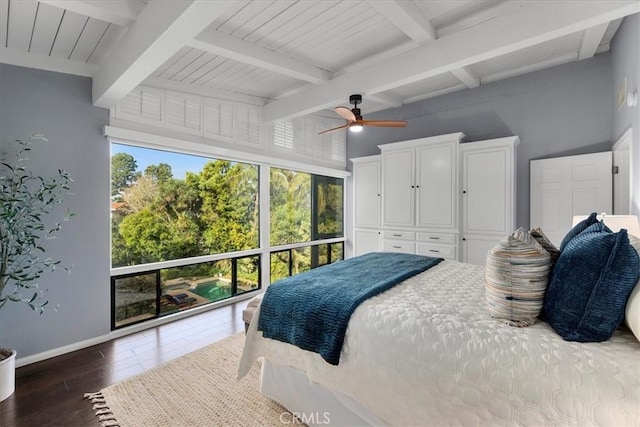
[{"x1": 318, "y1": 94, "x2": 407, "y2": 135}]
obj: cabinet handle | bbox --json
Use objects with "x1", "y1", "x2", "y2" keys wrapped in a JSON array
[
  {"x1": 392, "y1": 234, "x2": 402, "y2": 237},
  {"x1": 393, "y1": 245, "x2": 402, "y2": 249},
  {"x1": 462, "y1": 238, "x2": 466, "y2": 241},
  {"x1": 429, "y1": 237, "x2": 440, "y2": 240},
  {"x1": 411, "y1": 185, "x2": 415, "y2": 188},
  {"x1": 462, "y1": 190, "x2": 467, "y2": 194},
  {"x1": 416, "y1": 185, "x2": 420, "y2": 188},
  {"x1": 429, "y1": 250, "x2": 440, "y2": 253}
]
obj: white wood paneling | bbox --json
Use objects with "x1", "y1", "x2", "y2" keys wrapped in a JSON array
[
  {"x1": 92, "y1": 0, "x2": 240, "y2": 108},
  {"x1": 39, "y1": 0, "x2": 143, "y2": 27},
  {"x1": 49, "y1": 10, "x2": 86, "y2": 59},
  {"x1": 28, "y1": 2, "x2": 64, "y2": 56},
  {"x1": 165, "y1": 91, "x2": 203, "y2": 135},
  {"x1": 69, "y1": 18, "x2": 109, "y2": 63},
  {"x1": 0, "y1": 0, "x2": 8, "y2": 48},
  {"x1": 265, "y1": 1, "x2": 640, "y2": 122},
  {"x1": 6, "y1": 0, "x2": 38, "y2": 52},
  {"x1": 235, "y1": 103, "x2": 261, "y2": 146},
  {"x1": 115, "y1": 86, "x2": 164, "y2": 125},
  {"x1": 0, "y1": 0, "x2": 637, "y2": 115},
  {"x1": 203, "y1": 98, "x2": 235, "y2": 141},
  {"x1": 87, "y1": 23, "x2": 126, "y2": 64}
]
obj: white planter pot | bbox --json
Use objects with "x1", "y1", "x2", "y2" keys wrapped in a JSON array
[{"x1": 0, "y1": 349, "x2": 16, "y2": 402}]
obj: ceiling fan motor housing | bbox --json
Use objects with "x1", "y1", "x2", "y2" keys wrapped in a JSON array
[{"x1": 349, "y1": 94, "x2": 362, "y2": 106}]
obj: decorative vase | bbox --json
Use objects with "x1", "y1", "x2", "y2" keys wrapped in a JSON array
[{"x1": 0, "y1": 349, "x2": 16, "y2": 402}]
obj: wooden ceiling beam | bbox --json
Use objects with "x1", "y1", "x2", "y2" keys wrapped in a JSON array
[
  {"x1": 366, "y1": 0, "x2": 436, "y2": 43},
  {"x1": 578, "y1": 22, "x2": 609, "y2": 60},
  {"x1": 189, "y1": 29, "x2": 331, "y2": 84},
  {"x1": 264, "y1": 1, "x2": 640, "y2": 123},
  {"x1": 92, "y1": 0, "x2": 240, "y2": 108},
  {"x1": 451, "y1": 67, "x2": 480, "y2": 89}
]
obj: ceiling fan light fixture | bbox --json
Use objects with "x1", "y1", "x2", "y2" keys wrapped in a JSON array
[{"x1": 318, "y1": 94, "x2": 407, "y2": 135}]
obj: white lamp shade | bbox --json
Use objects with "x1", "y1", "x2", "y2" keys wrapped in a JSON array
[{"x1": 572, "y1": 214, "x2": 640, "y2": 238}]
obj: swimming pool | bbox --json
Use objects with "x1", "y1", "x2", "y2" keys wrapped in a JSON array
[{"x1": 191, "y1": 280, "x2": 231, "y2": 301}]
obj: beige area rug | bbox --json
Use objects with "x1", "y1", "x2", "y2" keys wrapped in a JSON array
[{"x1": 85, "y1": 333, "x2": 290, "y2": 427}]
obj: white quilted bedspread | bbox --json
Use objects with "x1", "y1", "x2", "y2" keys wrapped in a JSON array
[{"x1": 239, "y1": 260, "x2": 640, "y2": 426}]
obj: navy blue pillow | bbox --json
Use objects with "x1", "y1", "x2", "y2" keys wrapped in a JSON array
[
  {"x1": 559, "y1": 212, "x2": 598, "y2": 252},
  {"x1": 542, "y1": 224, "x2": 640, "y2": 342}
]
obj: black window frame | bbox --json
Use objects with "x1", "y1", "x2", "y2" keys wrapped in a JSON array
[{"x1": 111, "y1": 254, "x2": 261, "y2": 330}]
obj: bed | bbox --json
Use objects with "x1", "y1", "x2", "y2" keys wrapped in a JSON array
[{"x1": 238, "y1": 255, "x2": 640, "y2": 426}]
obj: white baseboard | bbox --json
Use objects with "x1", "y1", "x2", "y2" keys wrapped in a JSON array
[{"x1": 15, "y1": 292, "x2": 259, "y2": 368}]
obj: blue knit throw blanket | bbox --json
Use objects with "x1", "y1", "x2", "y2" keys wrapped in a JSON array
[{"x1": 257, "y1": 252, "x2": 443, "y2": 365}]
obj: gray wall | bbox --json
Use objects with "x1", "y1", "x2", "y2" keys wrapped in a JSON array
[
  {"x1": 348, "y1": 53, "x2": 614, "y2": 230},
  {"x1": 0, "y1": 64, "x2": 110, "y2": 358},
  {"x1": 611, "y1": 13, "x2": 640, "y2": 217}
]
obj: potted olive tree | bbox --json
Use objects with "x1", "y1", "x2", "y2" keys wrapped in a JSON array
[{"x1": 0, "y1": 134, "x2": 73, "y2": 401}]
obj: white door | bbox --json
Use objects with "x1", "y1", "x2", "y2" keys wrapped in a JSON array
[
  {"x1": 530, "y1": 152, "x2": 612, "y2": 246},
  {"x1": 461, "y1": 140, "x2": 516, "y2": 265},
  {"x1": 462, "y1": 235, "x2": 502, "y2": 266},
  {"x1": 613, "y1": 129, "x2": 632, "y2": 215},
  {"x1": 353, "y1": 161, "x2": 380, "y2": 228},
  {"x1": 354, "y1": 229, "x2": 381, "y2": 256},
  {"x1": 382, "y1": 149, "x2": 415, "y2": 227},
  {"x1": 416, "y1": 143, "x2": 457, "y2": 230},
  {"x1": 462, "y1": 146, "x2": 513, "y2": 235}
]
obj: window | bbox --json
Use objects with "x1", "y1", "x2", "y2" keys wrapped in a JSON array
[
  {"x1": 269, "y1": 242, "x2": 344, "y2": 284},
  {"x1": 112, "y1": 254, "x2": 260, "y2": 328},
  {"x1": 270, "y1": 168, "x2": 343, "y2": 246},
  {"x1": 269, "y1": 167, "x2": 344, "y2": 283},
  {"x1": 110, "y1": 143, "x2": 261, "y2": 328},
  {"x1": 110, "y1": 144, "x2": 345, "y2": 330},
  {"x1": 111, "y1": 144, "x2": 259, "y2": 268}
]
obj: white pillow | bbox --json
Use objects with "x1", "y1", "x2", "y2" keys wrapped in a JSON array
[{"x1": 625, "y1": 234, "x2": 640, "y2": 341}]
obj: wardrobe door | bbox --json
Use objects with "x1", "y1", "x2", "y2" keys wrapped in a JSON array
[
  {"x1": 461, "y1": 137, "x2": 518, "y2": 265},
  {"x1": 353, "y1": 159, "x2": 381, "y2": 228},
  {"x1": 382, "y1": 149, "x2": 415, "y2": 228},
  {"x1": 416, "y1": 142, "x2": 457, "y2": 230}
]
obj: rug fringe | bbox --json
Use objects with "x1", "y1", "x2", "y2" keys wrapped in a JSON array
[{"x1": 84, "y1": 392, "x2": 120, "y2": 427}]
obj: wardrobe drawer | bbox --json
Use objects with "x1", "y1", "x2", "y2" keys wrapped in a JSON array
[
  {"x1": 382, "y1": 230, "x2": 415, "y2": 241},
  {"x1": 416, "y1": 232, "x2": 456, "y2": 245},
  {"x1": 383, "y1": 240, "x2": 415, "y2": 254},
  {"x1": 416, "y1": 243, "x2": 456, "y2": 259}
]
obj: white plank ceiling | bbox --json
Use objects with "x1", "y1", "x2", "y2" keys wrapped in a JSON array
[{"x1": 1, "y1": 0, "x2": 638, "y2": 122}]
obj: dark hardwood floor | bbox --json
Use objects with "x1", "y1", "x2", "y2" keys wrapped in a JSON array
[{"x1": 0, "y1": 301, "x2": 247, "y2": 427}]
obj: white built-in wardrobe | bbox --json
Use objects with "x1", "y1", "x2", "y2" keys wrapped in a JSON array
[{"x1": 352, "y1": 132, "x2": 519, "y2": 265}]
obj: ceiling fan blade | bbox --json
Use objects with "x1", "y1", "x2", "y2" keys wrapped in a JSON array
[
  {"x1": 360, "y1": 120, "x2": 407, "y2": 128},
  {"x1": 335, "y1": 106, "x2": 356, "y2": 122},
  {"x1": 318, "y1": 123, "x2": 350, "y2": 135}
]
